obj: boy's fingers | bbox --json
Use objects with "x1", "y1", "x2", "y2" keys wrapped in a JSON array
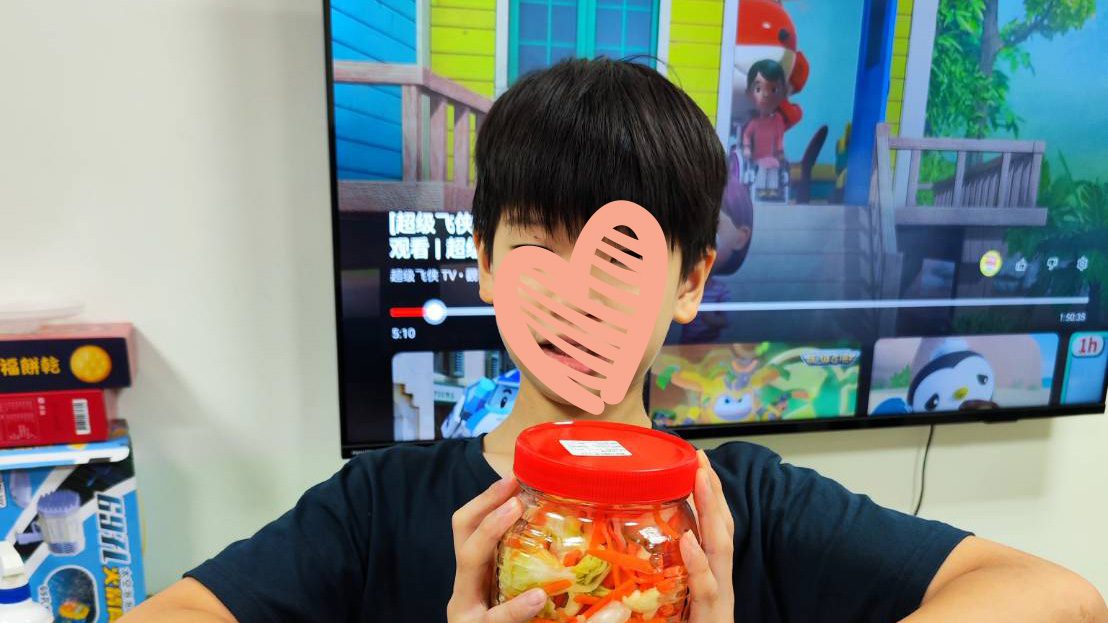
[
  {"x1": 707, "y1": 464, "x2": 735, "y2": 536},
  {"x1": 484, "y1": 589, "x2": 548, "y2": 623},
  {"x1": 680, "y1": 531, "x2": 720, "y2": 606},
  {"x1": 694, "y1": 468, "x2": 734, "y2": 578},
  {"x1": 698, "y1": 451, "x2": 735, "y2": 539},
  {"x1": 452, "y1": 478, "x2": 518, "y2": 551},
  {"x1": 454, "y1": 497, "x2": 523, "y2": 600}
]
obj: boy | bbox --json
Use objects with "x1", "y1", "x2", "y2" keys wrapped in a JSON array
[{"x1": 121, "y1": 59, "x2": 1105, "y2": 623}]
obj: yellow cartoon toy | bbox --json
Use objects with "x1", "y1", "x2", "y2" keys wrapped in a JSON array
[{"x1": 666, "y1": 346, "x2": 780, "y2": 424}]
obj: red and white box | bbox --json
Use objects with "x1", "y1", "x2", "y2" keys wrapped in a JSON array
[{"x1": 0, "y1": 390, "x2": 114, "y2": 448}]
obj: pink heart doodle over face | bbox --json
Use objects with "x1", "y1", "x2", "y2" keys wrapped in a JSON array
[{"x1": 493, "y1": 200, "x2": 668, "y2": 414}]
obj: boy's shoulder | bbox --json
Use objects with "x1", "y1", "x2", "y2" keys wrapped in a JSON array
[
  {"x1": 350, "y1": 437, "x2": 473, "y2": 472},
  {"x1": 703, "y1": 440, "x2": 788, "y2": 488},
  {"x1": 704, "y1": 439, "x2": 782, "y2": 468},
  {"x1": 346, "y1": 436, "x2": 494, "y2": 496}
]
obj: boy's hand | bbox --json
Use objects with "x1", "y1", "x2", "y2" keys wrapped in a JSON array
[
  {"x1": 447, "y1": 478, "x2": 548, "y2": 623},
  {"x1": 681, "y1": 450, "x2": 736, "y2": 623}
]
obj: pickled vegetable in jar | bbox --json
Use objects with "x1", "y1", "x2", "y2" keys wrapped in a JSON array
[{"x1": 494, "y1": 421, "x2": 700, "y2": 623}]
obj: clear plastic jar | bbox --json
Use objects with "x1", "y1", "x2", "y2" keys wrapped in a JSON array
[{"x1": 494, "y1": 421, "x2": 699, "y2": 623}]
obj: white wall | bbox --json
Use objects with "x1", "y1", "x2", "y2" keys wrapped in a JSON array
[{"x1": 2, "y1": 0, "x2": 1105, "y2": 596}]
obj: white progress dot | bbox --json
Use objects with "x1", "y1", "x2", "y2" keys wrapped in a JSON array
[{"x1": 423, "y1": 299, "x2": 448, "y2": 325}]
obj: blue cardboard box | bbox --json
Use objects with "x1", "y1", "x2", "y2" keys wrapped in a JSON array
[{"x1": 0, "y1": 421, "x2": 145, "y2": 621}]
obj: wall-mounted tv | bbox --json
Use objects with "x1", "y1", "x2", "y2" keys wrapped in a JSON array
[{"x1": 324, "y1": 0, "x2": 1108, "y2": 455}]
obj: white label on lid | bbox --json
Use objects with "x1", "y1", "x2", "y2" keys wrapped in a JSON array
[{"x1": 559, "y1": 440, "x2": 631, "y2": 457}]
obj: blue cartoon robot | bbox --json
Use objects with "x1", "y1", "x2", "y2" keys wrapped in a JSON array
[{"x1": 440, "y1": 368, "x2": 520, "y2": 438}]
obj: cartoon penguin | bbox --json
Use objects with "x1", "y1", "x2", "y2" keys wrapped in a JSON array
[{"x1": 873, "y1": 339, "x2": 997, "y2": 414}]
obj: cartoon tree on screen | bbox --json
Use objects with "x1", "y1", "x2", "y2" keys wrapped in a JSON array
[
  {"x1": 926, "y1": 0, "x2": 1094, "y2": 139},
  {"x1": 1005, "y1": 157, "x2": 1107, "y2": 321}
]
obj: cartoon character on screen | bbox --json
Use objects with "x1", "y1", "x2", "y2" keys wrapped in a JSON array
[
  {"x1": 872, "y1": 339, "x2": 999, "y2": 415},
  {"x1": 741, "y1": 59, "x2": 790, "y2": 201},
  {"x1": 680, "y1": 151, "x2": 754, "y2": 343},
  {"x1": 733, "y1": 0, "x2": 808, "y2": 132},
  {"x1": 670, "y1": 364, "x2": 779, "y2": 424},
  {"x1": 439, "y1": 368, "x2": 521, "y2": 438}
]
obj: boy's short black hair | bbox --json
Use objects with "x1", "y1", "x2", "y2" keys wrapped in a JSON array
[{"x1": 472, "y1": 58, "x2": 726, "y2": 278}]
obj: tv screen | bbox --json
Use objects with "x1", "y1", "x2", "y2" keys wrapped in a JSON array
[{"x1": 324, "y1": 0, "x2": 1108, "y2": 455}]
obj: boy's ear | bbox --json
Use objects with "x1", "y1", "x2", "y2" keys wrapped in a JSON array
[
  {"x1": 475, "y1": 233, "x2": 495, "y2": 304},
  {"x1": 673, "y1": 249, "x2": 717, "y2": 325}
]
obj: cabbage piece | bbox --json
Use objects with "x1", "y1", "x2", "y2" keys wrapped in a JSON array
[
  {"x1": 538, "y1": 597, "x2": 557, "y2": 620},
  {"x1": 497, "y1": 547, "x2": 574, "y2": 598},
  {"x1": 622, "y1": 587, "x2": 661, "y2": 620},
  {"x1": 563, "y1": 595, "x2": 582, "y2": 617},
  {"x1": 545, "y1": 512, "x2": 584, "y2": 559},
  {"x1": 569, "y1": 555, "x2": 610, "y2": 593},
  {"x1": 587, "y1": 601, "x2": 633, "y2": 623},
  {"x1": 544, "y1": 511, "x2": 582, "y2": 541}
]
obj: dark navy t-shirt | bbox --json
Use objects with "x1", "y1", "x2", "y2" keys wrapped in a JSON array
[{"x1": 187, "y1": 437, "x2": 970, "y2": 622}]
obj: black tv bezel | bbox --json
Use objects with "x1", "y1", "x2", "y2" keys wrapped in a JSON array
[{"x1": 320, "y1": 1, "x2": 1107, "y2": 458}]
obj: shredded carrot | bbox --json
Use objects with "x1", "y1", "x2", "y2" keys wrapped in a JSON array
[
  {"x1": 662, "y1": 565, "x2": 686, "y2": 578},
  {"x1": 653, "y1": 510, "x2": 681, "y2": 540},
  {"x1": 586, "y1": 548, "x2": 656, "y2": 575},
  {"x1": 562, "y1": 550, "x2": 584, "y2": 567},
  {"x1": 602, "y1": 526, "x2": 620, "y2": 585},
  {"x1": 667, "y1": 510, "x2": 686, "y2": 535},
  {"x1": 657, "y1": 604, "x2": 676, "y2": 616},
  {"x1": 580, "y1": 579, "x2": 636, "y2": 619},
  {"x1": 656, "y1": 577, "x2": 679, "y2": 594},
  {"x1": 588, "y1": 516, "x2": 607, "y2": 550},
  {"x1": 609, "y1": 519, "x2": 627, "y2": 551},
  {"x1": 533, "y1": 503, "x2": 560, "y2": 526},
  {"x1": 573, "y1": 594, "x2": 599, "y2": 605},
  {"x1": 542, "y1": 579, "x2": 573, "y2": 594}
]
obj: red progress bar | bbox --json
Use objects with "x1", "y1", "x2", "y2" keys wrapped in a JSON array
[{"x1": 389, "y1": 307, "x2": 425, "y2": 318}]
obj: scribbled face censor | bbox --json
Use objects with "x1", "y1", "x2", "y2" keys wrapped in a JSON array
[{"x1": 478, "y1": 209, "x2": 692, "y2": 413}]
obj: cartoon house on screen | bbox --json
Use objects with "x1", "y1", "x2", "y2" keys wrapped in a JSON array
[{"x1": 329, "y1": 0, "x2": 731, "y2": 216}]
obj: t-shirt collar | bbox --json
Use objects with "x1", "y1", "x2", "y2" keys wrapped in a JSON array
[{"x1": 463, "y1": 434, "x2": 501, "y2": 487}]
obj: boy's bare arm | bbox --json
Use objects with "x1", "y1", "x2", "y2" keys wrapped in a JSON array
[
  {"x1": 118, "y1": 578, "x2": 238, "y2": 623},
  {"x1": 903, "y1": 536, "x2": 1107, "y2": 622}
]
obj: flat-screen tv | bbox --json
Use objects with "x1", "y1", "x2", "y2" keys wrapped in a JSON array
[{"x1": 324, "y1": 0, "x2": 1108, "y2": 455}]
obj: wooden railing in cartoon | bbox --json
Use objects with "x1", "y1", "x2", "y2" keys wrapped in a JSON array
[
  {"x1": 871, "y1": 123, "x2": 1048, "y2": 236},
  {"x1": 333, "y1": 61, "x2": 494, "y2": 212}
]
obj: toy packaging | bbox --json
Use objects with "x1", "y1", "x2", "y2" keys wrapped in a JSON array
[
  {"x1": 0, "y1": 324, "x2": 135, "y2": 394},
  {"x1": 0, "y1": 421, "x2": 145, "y2": 621}
]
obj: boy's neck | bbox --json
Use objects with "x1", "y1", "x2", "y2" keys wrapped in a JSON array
[{"x1": 483, "y1": 374, "x2": 653, "y2": 462}]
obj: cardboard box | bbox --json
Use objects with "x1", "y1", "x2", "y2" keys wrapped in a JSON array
[
  {"x1": 0, "y1": 421, "x2": 145, "y2": 621},
  {"x1": 0, "y1": 324, "x2": 135, "y2": 393},
  {"x1": 0, "y1": 390, "x2": 115, "y2": 448}
]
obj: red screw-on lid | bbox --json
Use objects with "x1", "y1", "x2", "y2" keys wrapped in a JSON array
[{"x1": 513, "y1": 421, "x2": 699, "y2": 505}]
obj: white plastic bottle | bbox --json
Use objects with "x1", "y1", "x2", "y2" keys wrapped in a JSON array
[{"x1": 0, "y1": 542, "x2": 51, "y2": 623}]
